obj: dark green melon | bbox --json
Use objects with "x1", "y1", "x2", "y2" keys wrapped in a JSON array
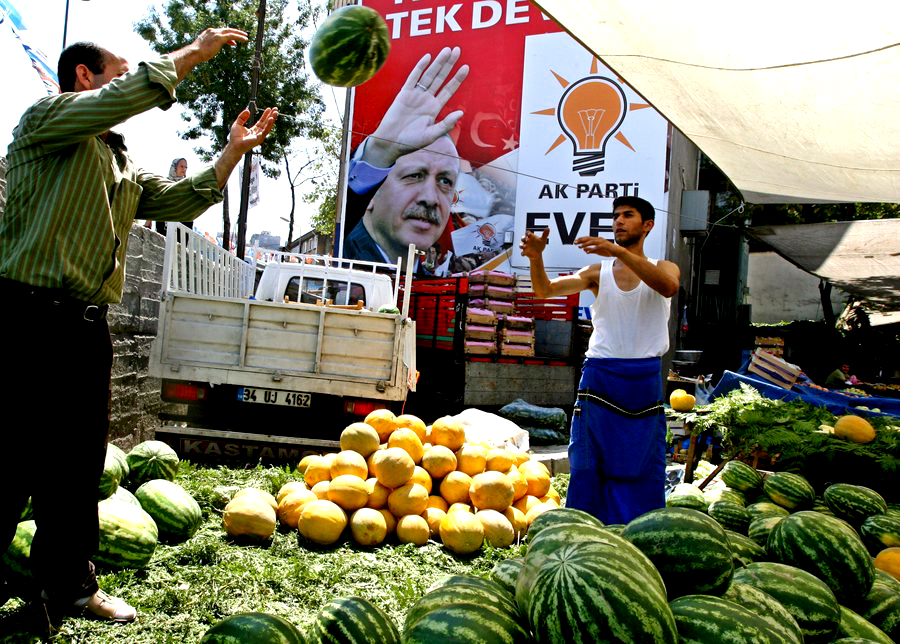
[
  {"x1": 95, "y1": 498, "x2": 158, "y2": 569},
  {"x1": 489, "y1": 558, "x2": 524, "y2": 598},
  {"x1": 309, "y1": 6, "x2": 390, "y2": 87},
  {"x1": 135, "y1": 479, "x2": 202, "y2": 544},
  {"x1": 724, "y1": 530, "x2": 767, "y2": 568},
  {"x1": 708, "y1": 500, "x2": 752, "y2": 534},
  {"x1": 404, "y1": 582, "x2": 518, "y2": 633},
  {"x1": 836, "y1": 605, "x2": 893, "y2": 644},
  {"x1": 126, "y1": 440, "x2": 179, "y2": 487},
  {"x1": 824, "y1": 484, "x2": 887, "y2": 526},
  {"x1": 403, "y1": 602, "x2": 530, "y2": 644},
  {"x1": 722, "y1": 582, "x2": 803, "y2": 643},
  {"x1": 853, "y1": 579, "x2": 900, "y2": 642},
  {"x1": 308, "y1": 596, "x2": 400, "y2": 644},
  {"x1": 669, "y1": 594, "x2": 795, "y2": 643},
  {"x1": 721, "y1": 460, "x2": 763, "y2": 492},
  {"x1": 860, "y1": 513, "x2": 900, "y2": 555},
  {"x1": 200, "y1": 612, "x2": 303, "y2": 643}
]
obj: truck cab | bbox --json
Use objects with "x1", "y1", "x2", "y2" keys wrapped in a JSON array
[{"x1": 254, "y1": 261, "x2": 395, "y2": 310}]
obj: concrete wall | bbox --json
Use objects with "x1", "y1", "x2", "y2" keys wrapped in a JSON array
[
  {"x1": 107, "y1": 225, "x2": 180, "y2": 449},
  {"x1": 747, "y1": 251, "x2": 847, "y2": 323},
  {"x1": 463, "y1": 362, "x2": 581, "y2": 406}
]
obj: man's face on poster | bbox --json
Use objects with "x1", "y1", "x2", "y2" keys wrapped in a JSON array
[{"x1": 366, "y1": 137, "x2": 459, "y2": 253}]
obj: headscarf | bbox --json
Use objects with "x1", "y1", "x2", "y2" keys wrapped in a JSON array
[{"x1": 168, "y1": 158, "x2": 187, "y2": 182}]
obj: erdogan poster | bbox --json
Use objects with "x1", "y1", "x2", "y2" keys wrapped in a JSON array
[{"x1": 338, "y1": 0, "x2": 669, "y2": 277}]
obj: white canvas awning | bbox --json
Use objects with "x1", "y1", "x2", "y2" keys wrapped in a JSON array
[{"x1": 533, "y1": 1, "x2": 900, "y2": 204}]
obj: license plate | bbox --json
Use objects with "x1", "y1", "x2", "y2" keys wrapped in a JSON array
[{"x1": 237, "y1": 387, "x2": 311, "y2": 408}]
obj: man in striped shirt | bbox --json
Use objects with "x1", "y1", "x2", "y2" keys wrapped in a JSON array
[{"x1": 0, "y1": 28, "x2": 277, "y2": 626}]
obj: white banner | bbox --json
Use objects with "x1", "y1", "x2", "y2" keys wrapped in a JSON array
[{"x1": 511, "y1": 32, "x2": 668, "y2": 270}]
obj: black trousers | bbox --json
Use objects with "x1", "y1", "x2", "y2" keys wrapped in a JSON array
[{"x1": 0, "y1": 284, "x2": 112, "y2": 603}]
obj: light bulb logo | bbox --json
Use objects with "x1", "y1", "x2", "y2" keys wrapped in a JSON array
[{"x1": 557, "y1": 76, "x2": 626, "y2": 176}]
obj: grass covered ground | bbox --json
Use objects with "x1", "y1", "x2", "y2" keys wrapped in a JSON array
[{"x1": 0, "y1": 463, "x2": 568, "y2": 643}]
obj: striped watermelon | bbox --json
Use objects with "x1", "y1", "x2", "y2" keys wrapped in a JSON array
[
  {"x1": 749, "y1": 515, "x2": 784, "y2": 546},
  {"x1": 666, "y1": 483, "x2": 707, "y2": 511},
  {"x1": 812, "y1": 498, "x2": 836, "y2": 516},
  {"x1": 722, "y1": 582, "x2": 803, "y2": 644},
  {"x1": 404, "y1": 582, "x2": 518, "y2": 633},
  {"x1": 19, "y1": 496, "x2": 32, "y2": 522},
  {"x1": 428, "y1": 574, "x2": 509, "y2": 595},
  {"x1": 603, "y1": 523, "x2": 626, "y2": 535},
  {"x1": 732, "y1": 562, "x2": 840, "y2": 642},
  {"x1": 489, "y1": 559, "x2": 524, "y2": 598},
  {"x1": 309, "y1": 596, "x2": 400, "y2": 644},
  {"x1": 853, "y1": 579, "x2": 900, "y2": 641},
  {"x1": 95, "y1": 498, "x2": 158, "y2": 569},
  {"x1": 110, "y1": 486, "x2": 142, "y2": 508},
  {"x1": 108, "y1": 442, "x2": 129, "y2": 478},
  {"x1": 707, "y1": 501, "x2": 751, "y2": 534},
  {"x1": 1, "y1": 520, "x2": 38, "y2": 600},
  {"x1": 127, "y1": 440, "x2": 179, "y2": 487},
  {"x1": 764, "y1": 472, "x2": 815, "y2": 511},
  {"x1": 669, "y1": 594, "x2": 795, "y2": 644},
  {"x1": 622, "y1": 507, "x2": 734, "y2": 599},
  {"x1": 519, "y1": 539, "x2": 677, "y2": 642},
  {"x1": 134, "y1": 479, "x2": 202, "y2": 543},
  {"x1": 526, "y1": 506, "x2": 603, "y2": 542},
  {"x1": 767, "y1": 511, "x2": 875, "y2": 603},
  {"x1": 747, "y1": 501, "x2": 790, "y2": 521},
  {"x1": 824, "y1": 484, "x2": 887, "y2": 526},
  {"x1": 725, "y1": 530, "x2": 767, "y2": 568},
  {"x1": 887, "y1": 504, "x2": 900, "y2": 520},
  {"x1": 836, "y1": 605, "x2": 893, "y2": 644},
  {"x1": 98, "y1": 446, "x2": 126, "y2": 499},
  {"x1": 721, "y1": 460, "x2": 763, "y2": 492},
  {"x1": 704, "y1": 486, "x2": 746, "y2": 508},
  {"x1": 309, "y1": 6, "x2": 390, "y2": 88},
  {"x1": 201, "y1": 612, "x2": 303, "y2": 643},
  {"x1": 403, "y1": 602, "x2": 530, "y2": 644},
  {"x1": 860, "y1": 513, "x2": 900, "y2": 555}
]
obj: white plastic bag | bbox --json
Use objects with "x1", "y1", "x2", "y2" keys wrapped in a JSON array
[{"x1": 449, "y1": 408, "x2": 530, "y2": 452}]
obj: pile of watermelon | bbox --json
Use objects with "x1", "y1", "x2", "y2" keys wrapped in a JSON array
[{"x1": 3, "y1": 440, "x2": 202, "y2": 597}]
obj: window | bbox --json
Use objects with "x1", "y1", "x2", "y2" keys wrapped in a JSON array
[{"x1": 284, "y1": 277, "x2": 365, "y2": 306}]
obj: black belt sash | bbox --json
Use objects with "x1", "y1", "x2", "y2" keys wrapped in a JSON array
[{"x1": 576, "y1": 388, "x2": 664, "y2": 419}]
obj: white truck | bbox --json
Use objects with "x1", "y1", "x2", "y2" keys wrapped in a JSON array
[{"x1": 148, "y1": 224, "x2": 417, "y2": 463}]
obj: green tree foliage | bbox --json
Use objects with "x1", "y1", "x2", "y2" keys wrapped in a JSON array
[
  {"x1": 302, "y1": 125, "x2": 341, "y2": 236},
  {"x1": 135, "y1": 0, "x2": 326, "y2": 242}
]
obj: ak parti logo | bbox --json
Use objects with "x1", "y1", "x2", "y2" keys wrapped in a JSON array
[{"x1": 533, "y1": 57, "x2": 652, "y2": 176}]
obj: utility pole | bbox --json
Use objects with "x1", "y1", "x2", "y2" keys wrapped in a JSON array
[{"x1": 236, "y1": 0, "x2": 266, "y2": 261}]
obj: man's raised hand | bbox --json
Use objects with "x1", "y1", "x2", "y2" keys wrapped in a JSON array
[
  {"x1": 575, "y1": 235, "x2": 619, "y2": 257},
  {"x1": 227, "y1": 107, "x2": 279, "y2": 156},
  {"x1": 519, "y1": 228, "x2": 549, "y2": 259},
  {"x1": 193, "y1": 28, "x2": 249, "y2": 63}
]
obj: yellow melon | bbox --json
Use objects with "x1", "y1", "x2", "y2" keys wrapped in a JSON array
[
  {"x1": 538, "y1": 495, "x2": 561, "y2": 507},
  {"x1": 395, "y1": 414, "x2": 427, "y2": 442},
  {"x1": 388, "y1": 483, "x2": 430, "y2": 517},
  {"x1": 297, "y1": 454, "x2": 320, "y2": 475},
  {"x1": 506, "y1": 466, "x2": 528, "y2": 501},
  {"x1": 311, "y1": 480, "x2": 331, "y2": 500},
  {"x1": 426, "y1": 495, "x2": 449, "y2": 512},
  {"x1": 408, "y1": 466, "x2": 433, "y2": 495},
  {"x1": 321, "y1": 452, "x2": 338, "y2": 470},
  {"x1": 224, "y1": 496, "x2": 276, "y2": 540},
  {"x1": 379, "y1": 508, "x2": 397, "y2": 535},
  {"x1": 421, "y1": 445, "x2": 457, "y2": 479},
  {"x1": 519, "y1": 461, "x2": 551, "y2": 497},
  {"x1": 874, "y1": 547, "x2": 900, "y2": 581},
  {"x1": 456, "y1": 445, "x2": 488, "y2": 476},
  {"x1": 365, "y1": 477, "x2": 391, "y2": 510},
  {"x1": 374, "y1": 447, "x2": 415, "y2": 488},
  {"x1": 669, "y1": 389, "x2": 696, "y2": 412},
  {"x1": 504, "y1": 506, "x2": 528, "y2": 539},
  {"x1": 439, "y1": 511, "x2": 484, "y2": 554},
  {"x1": 476, "y1": 509, "x2": 515, "y2": 548},
  {"x1": 330, "y1": 451, "x2": 368, "y2": 479},
  {"x1": 340, "y1": 422, "x2": 381, "y2": 457},
  {"x1": 525, "y1": 502, "x2": 556, "y2": 525},
  {"x1": 431, "y1": 416, "x2": 466, "y2": 451},
  {"x1": 421, "y1": 507, "x2": 446, "y2": 538},
  {"x1": 233, "y1": 488, "x2": 277, "y2": 512},
  {"x1": 485, "y1": 449, "x2": 514, "y2": 472},
  {"x1": 447, "y1": 502, "x2": 473, "y2": 514},
  {"x1": 388, "y1": 428, "x2": 425, "y2": 464},
  {"x1": 469, "y1": 471, "x2": 515, "y2": 512},
  {"x1": 364, "y1": 409, "x2": 398, "y2": 443},
  {"x1": 349, "y1": 508, "x2": 387, "y2": 546},
  {"x1": 511, "y1": 450, "x2": 530, "y2": 466},
  {"x1": 297, "y1": 500, "x2": 348, "y2": 545},
  {"x1": 366, "y1": 448, "x2": 385, "y2": 478},
  {"x1": 396, "y1": 514, "x2": 430, "y2": 546},
  {"x1": 545, "y1": 486, "x2": 561, "y2": 503},
  {"x1": 440, "y1": 471, "x2": 473, "y2": 505},
  {"x1": 327, "y1": 474, "x2": 369, "y2": 511},
  {"x1": 276, "y1": 488, "x2": 317, "y2": 528},
  {"x1": 833, "y1": 415, "x2": 877, "y2": 444},
  {"x1": 304, "y1": 459, "x2": 333, "y2": 487},
  {"x1": 276, "y1": 481, "x2": 308, "y2": 505},
  {"x1": 513, "y1": 495, "x2": 542, "y2": 514}
]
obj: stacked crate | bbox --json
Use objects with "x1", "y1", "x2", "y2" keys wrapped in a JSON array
[
  {"x1": 463, "y1": 306, "x2": 498, "y2": 355},
  {"x1": 499, "y1": 315, "x2": 535, "y2": 357},
  {"x1": 468, "y1": 270, "x2": 517, "y2": 317}
]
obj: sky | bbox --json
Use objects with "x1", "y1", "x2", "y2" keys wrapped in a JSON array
[{"x1": 1, "y1": 0, "x2": 344, "y2": 244}]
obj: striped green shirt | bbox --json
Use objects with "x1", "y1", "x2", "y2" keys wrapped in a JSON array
[{"x1": 0, "y1": 57, "x2": 223, "y2": 304}]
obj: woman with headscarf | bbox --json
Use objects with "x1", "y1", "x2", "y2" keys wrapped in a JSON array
[{"x1": 151, "y1": 159, "x2": 189, "y2": 232}]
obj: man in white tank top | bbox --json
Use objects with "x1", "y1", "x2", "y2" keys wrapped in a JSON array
[{"x1": 520, "y1": 196, "x2": 680, "y2": 524}]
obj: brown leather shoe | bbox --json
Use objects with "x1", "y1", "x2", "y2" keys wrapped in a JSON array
[{"x1": 75, "y1": 589, "x2": 137, "y2": 623}]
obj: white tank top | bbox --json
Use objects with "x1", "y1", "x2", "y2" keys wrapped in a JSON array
[{"x1": 586, "y1": 259, "x2": 672, "y2": 359}]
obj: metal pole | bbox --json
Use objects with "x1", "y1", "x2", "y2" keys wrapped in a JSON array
[
  {"x1": 62, "y1": 0, "x2": 71, "y2": 50},
  {"x1": 236, "y1": 0, "x2": 266, "y2": 261}
]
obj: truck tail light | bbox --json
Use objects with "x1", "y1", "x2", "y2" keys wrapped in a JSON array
[
  {"x1": 162, "y1": 382, "x2": 208, "y2": 402},
  {"x1": 344, "y1": 399, "x2": 387, "y2": 417}
]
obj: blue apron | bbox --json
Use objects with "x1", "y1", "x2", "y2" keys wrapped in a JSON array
[{"x1": 566, "y1": 357, "x2": 666, "y2": 525}]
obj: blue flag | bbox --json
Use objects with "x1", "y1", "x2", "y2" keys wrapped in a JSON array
[{"x1": 0, "y1": 0, "x2": 59, "y2": 95}]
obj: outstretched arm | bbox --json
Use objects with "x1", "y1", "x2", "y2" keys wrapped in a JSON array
[
  {"x1": 214, "y1": 107, "x2": 279, "y2": 188},
  {"x1": 574, "y1": 236, "x2": 679, "y2": 297},
  {"x1": 520, "y1": 228, "x2": 597, "y2": 298}
]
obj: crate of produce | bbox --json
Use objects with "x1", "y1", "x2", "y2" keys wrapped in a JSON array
[
  {"x1": 747, "y1": 348, "x2": 802, "y2": 389},
  {"x1": 465, "y1": 340, "x2": 497, "y2": 355},
  {"x1": 485, "y1": 299, "x2": 515, "y2": 315},
  {"x1": 500, "y1": 342, "x2": 535, "y2": 357},
  {"x1": 465, "y1": 307, "x2": 496, "y2": 326},
  {"x1": 501, "y1": 328, "x2": 535, "y2": 345},
  {"x1": 468, "y1": 283, "x2": 487, "y2": 298},
  {"x1": 464, "y1": 324, "x2": 497, "y2": 342},
  {"x1": 468, "y1": 270, "x2": 516, "y2": 287},
  {"x1": 502, "y1": 314, "x2": 535, "y2": 330}
]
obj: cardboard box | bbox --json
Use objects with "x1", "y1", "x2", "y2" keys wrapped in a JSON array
[{"x1": 748, "y1": 348, "x2": 802, "y2": 389}]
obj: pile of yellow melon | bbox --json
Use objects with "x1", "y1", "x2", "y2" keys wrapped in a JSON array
[{"x1": 276, "y1": 409, "x2": 560, "y2": 554}]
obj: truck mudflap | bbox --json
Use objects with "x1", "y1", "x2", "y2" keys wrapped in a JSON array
[{"x1": 157, "y1": 425, "x2": 340, "y2": 466}]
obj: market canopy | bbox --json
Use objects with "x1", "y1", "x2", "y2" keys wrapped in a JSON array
[
  {"x1": 532, "y1": 0, "x2": 900, "y2": 205},
  {"x1": 746, "y1": 219, "x2": 900, "y2": 310}
]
